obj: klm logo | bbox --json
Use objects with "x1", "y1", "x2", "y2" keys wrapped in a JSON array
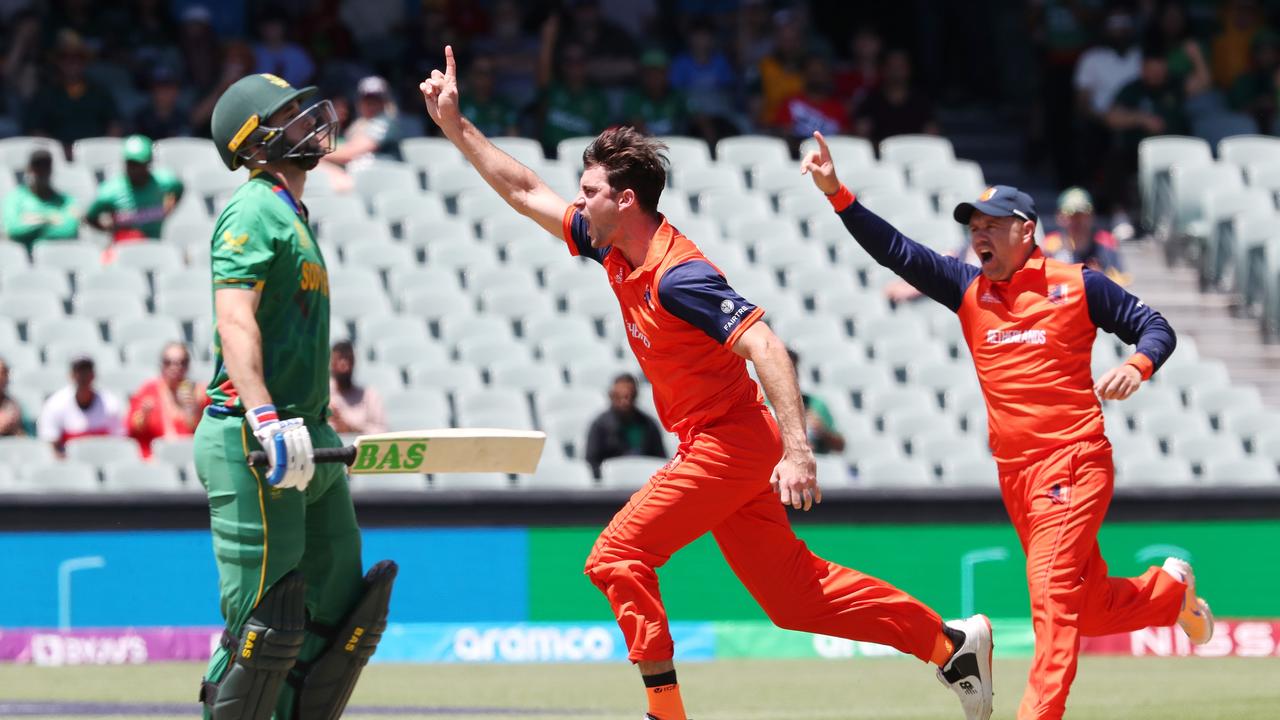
[
  {"x1": 985, "y1": 329, "x2": 1047, "y2": 345},
  {"x1": 626, "y1": 321, "x2": 652, "y2": 349}
]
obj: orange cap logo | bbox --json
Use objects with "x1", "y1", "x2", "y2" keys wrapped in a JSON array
[{"x1": 979, "y1": 186, "x2": 998, "y2": 202}]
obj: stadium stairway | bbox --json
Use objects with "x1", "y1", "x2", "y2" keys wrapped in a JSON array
[{"x1": 1125, "y1": 238, "x2": 1280, "y2": 408}]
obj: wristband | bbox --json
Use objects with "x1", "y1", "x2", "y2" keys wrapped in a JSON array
[
  {"x1": 825, "y1": 184, "x2": 856, "y2": 212},
  {"x1": 1123, "y1": 353, "x2": 1154, "y2": 381},
  {"x1": 247, "y1": 404, "x2": 279, "y2": 431}
]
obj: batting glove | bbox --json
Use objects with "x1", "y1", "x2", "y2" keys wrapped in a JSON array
[{"x1": 248, "y1": 404, "x2": 314, "y2": 491}]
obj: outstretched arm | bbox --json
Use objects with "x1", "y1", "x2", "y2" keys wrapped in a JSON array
[
  {"x1": 421, "y1": 45, "x2": 568, "y2": 237},
  {"x1": 801, "y1": 131, "x2": 979, "y2": 312}
]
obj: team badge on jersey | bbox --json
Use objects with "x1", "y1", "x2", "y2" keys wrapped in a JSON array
[
  {"x1": 221, "y1": 230, "x2": 249, "y2": 253},
  {"x1": 1048, "y1": 283, "x2": 1070, "y2": 305}
]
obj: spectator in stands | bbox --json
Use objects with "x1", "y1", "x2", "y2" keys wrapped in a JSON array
[
  {"x1": 556, "y1": 0, "x2": 637, "y2": 91},
  {"x1": 783, "y1": 349, "x2": 845, "y2": 456},
  {"x1": 537, "y1": 41, "x2": 608, "y2": 154},
  {"x1": 585, "y1": 374, "x2": 666, "y2": 478},
  {"x1": 735, "y1": 0, "x2": 774, "y2": 73},
  {"x1": 472, "y1": 0, "x2": 541, "y2": 109},
  {"x1": 122, "y1": 0, "x2": 180, "y2": 81},
  {"x1": 1228, "y1": 30, "x2": 1280, "y2": 134},
  {"x1": 756, "y1": 14, "x2": 807, "y2": 126},
  {"x1": 340, "y1": 0, "x2": 406, "y2": 66},
  {"x1": 132, "y1": 66, "x2": 192, "y2": 140},
  {"x1": 3, "y1": 11, "x2": 44, "y2": 112},
  {"x1": 0, "y1": 357, "x2": 26, "y2": 437},
  {"x1": 127, "y1": 342, "x2": 207, "y2": 459},
  {"x1": 1212, "y1": 0, "x2": 1266, "y2": 90},
  {"x1": 1044, "y1": 187, "x2": 1130, "y2": 285},
  {"x1": 178, "y1": 5, "x2": 221, "y2": 98},
  {"x1": 322, "y1": 75, "x2": 405, "y2": 168},
  {"x1": 835, "y1": 25, "x2": 883, "y2": 112},
  {"x1": 772, "y1": 55, "x2": 849, "y2": 151},
  {"x1": 328, "y1": 340, "x2": 386, "y2": 435},
  {"x1": 189, "y1": 41, "x2": 257, "y2": 138},
  {"x1": 1105, "y1": 46, "x2": 1189, "y2": 239},
  {"x1": 669, "y1": 19, "x2": 740, "y2": 145},
  {"x1": 1149, "y1": 1, "x2": 1212, "y2": 98},
  {"x1": 1074, "y1": 10, "x2": 1142, "y2": 120},
  {"x1": 84, "y1": 135, "x2": 184, "y2": 244},
  {"x1": 622, "y1": 50, "x2": 687, "y2": 137},
  {"x1": 2, "y1": 149, "x2": 80, "y2": 248},
  {"x1": 37, "y1": 355, "x2": 124, "y2": 458},
  {"x1": 253, "y1": 12, "x2": 315, "y2": 87},
  {"x1": 22, "y1": 30, "x2": 121, "y2": 149},
  {"x1": 855, "y1": 49, "x2": 940, "y2": 146},
  {"x1": 459, "y1": 56, "x2": 519, "y2": 138}
]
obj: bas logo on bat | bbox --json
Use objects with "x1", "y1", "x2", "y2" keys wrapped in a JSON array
[{"x1": 352, "y1": 441, "x2": 429, "y2": 472}]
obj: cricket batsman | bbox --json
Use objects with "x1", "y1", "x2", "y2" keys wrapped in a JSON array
[
  {"x1": 800, "y1": 130, "x2": 1212, "y2": 719},
  {"x1": 422, "y1": 47, "x2": 994, "y2": 720},
  {"x1": 194, "y1": 73, "x2": 396, "y2": 720}
]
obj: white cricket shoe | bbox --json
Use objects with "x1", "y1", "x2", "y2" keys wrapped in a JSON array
[
  {"x1": 936, "y1": 614, "x2": 994, "y2": 720},
  {"x1": 1162, "y1": 557, "x2": 1214, "y2": 645}
]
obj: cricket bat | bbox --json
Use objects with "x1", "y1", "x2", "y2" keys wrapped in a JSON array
[{"x1": 248, "y1": 428, "x2": 546, "y2": 474}]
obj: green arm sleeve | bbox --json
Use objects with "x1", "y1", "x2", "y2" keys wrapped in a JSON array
[
  {"x1": 211, "y1": 206, "x2": 275, "y2": 291},
  {"x1": 2, "y1": 192, "x2": 43, "y2": 244},
  {"x1": 807, "y1": 395, "x2": 837, "y2": 432}
]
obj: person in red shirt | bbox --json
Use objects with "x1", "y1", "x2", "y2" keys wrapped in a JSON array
[
  {"x1": 801, "y1": 131, "x2": 1213, "y2": 720},
  {"x1": 128, "y1": 342, "x2": 208, "y2": 458},
  {"x1": 421, "y1": 47, "x2": 994, "y2": 720},
  {"x1": 772, "y1": 55, "x2": 850, "y2": 150}
]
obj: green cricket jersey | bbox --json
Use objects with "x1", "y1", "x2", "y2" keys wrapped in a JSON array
[
  {"x1": 86, "y1": 170, "x2": 184, "y2": 239},
  {"x1": 1, "y1": 185, "x2": 80, "y2": 246},
  {"x1": 206, "y1": 170, "x2": 330, "y2": 420}
]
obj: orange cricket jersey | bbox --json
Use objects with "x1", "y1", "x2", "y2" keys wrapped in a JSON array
[
  {"x1": 561, "y1": 208, "x2": 766, "y2": 438},
  {"x1": 828, "y1": 193, "x2": 1176, "y2": 469}
]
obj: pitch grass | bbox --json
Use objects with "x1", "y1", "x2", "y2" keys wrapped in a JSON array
[{"x1": 1, "y1": 657, "x2": 1278, "y2": 719}]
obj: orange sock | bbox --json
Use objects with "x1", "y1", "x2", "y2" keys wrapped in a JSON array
[
  {"x1": 929, "y1": 629, "x2": 955, "y2": 666},
  {"x1": 643, "y1": 670, "x2": 687, "y2": 720}
]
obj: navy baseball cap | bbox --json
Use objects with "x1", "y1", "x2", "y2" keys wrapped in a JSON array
[{"x1": 953, "y1": 185, "x2": 1038, "y2": 225}]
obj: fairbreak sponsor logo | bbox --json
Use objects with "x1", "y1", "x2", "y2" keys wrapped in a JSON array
[
  {"x1": 453, "y1": 626, "x2": 614, "y2": 662},
  {"x1": 985, "y1": 329, "x2": 1046, "y2": 345},
  {"x1": 721, "y1": 303, "x2": 751, "y2": 334}
]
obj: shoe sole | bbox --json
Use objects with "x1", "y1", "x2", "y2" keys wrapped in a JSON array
[{"x1": 976, "y1": 614, "x2": 994, "y2": 720}]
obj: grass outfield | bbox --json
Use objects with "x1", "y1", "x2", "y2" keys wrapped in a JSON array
[{"x1": 1, "y1": 657, "x2": 1278, "y2": 719}]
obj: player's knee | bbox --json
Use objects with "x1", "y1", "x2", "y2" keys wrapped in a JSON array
[{"x1": 758, "y1": 598, "x2": 809, "y2": 632}]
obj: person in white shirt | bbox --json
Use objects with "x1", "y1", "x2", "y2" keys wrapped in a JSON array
[
  {"x1": 1074, "y1": 11, "x2": 1141, "y2": 117},
  {"x1": 37, "y1": 356, "x2": 124, "y2": 457}
]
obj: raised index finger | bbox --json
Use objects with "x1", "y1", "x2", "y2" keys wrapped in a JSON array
[
  {"x1": 444, "y1": 45, "x2": 456, "y2": 79},
  {"x1": 812, "y1": 130, "x2": 831, "y2": 161}
]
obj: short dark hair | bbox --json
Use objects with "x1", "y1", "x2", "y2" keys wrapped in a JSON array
[
  {"x1": 332, "y1": 340, "x2": 354, "y2": 358},
  {"x1": 611, "y1": 373, "x2": 638, "y2": 388},
  {"x1": 582, "y1": 127, "x2": 668, "y2": 215}
]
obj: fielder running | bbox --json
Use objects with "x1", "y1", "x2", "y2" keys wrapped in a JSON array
[
  {"x1": 195, "y1": 73, "x2": 395, "y2": 720},
  {"x1": 800, "y1": 131, "x2": 1212, "y2": 720},
  {"x1": 421, "y1": 46, "x2": 994, "y2": 720}
]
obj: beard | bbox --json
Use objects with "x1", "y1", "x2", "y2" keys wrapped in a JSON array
[{"x1": 290, "y1": 154, "x2": 321, "y2": 171}]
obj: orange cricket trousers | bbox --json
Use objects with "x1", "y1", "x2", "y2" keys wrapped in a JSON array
[
  {"x1": 999, "y1": 436, "x2": 1186, "y2": 720},
  {"x1": 585, "y1": 404, "x2": 943, "y2": 663}
]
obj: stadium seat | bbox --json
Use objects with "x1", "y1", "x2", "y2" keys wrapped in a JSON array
[
  {"x1": 369, "y1": 335, "x2": 447, "y2": 368},
  {"x1": 33, "y1": 241, "x2": 99, "y2": 274},
  {"x1": 154, "y1": 138, "x2": 220, "y2": 172},
  {"x1": 555, "y1": 135, "x2": 596, "y2": 168},
  {"x1": 532, "y1": 387, "x2": 604, "y2": 424},
  {"x1": 72, "y1": 291, "x2": 146, "y2": 323},
  {"x1": 383, "y1": 388, "x2": 451, "y2": 430},
  {"x1": 1202, "y1": 457, "x2": 1278, "y2": 486},
  {"x1": 78, "y1": 266, "x2": 148, "y2": 299},
  {"x1": 387, "y1": 265, "x2": 463, "y2": 297},
  {"x1": 1109, "y1": 432, "x2": 1161, "y2": 464},
  {"x1": 858, "y1": 457, "x2": 933, "y2": 488},
  {"x1": 0, "y1": 436, "x2": 56, "y2": 465},
  {"x1": 1137, "y1": 135, "x2": 1212, "y2": 230},
  {"x1": 352, "y1": 161, "x2": 422, "y2": 199},
  {"x1": 112, "y1": 242, "x2": 186, "y2": 276},
  {"x1": 327, "y1": 268, "x2": 384, "y2": 298},
  {"x1": 0, "y1": 464, "x2": 16, "y2": 491},
  {"x1": 0, "y1": 240, "x2": 29, "y2": 269},
  {"x1": 71, "y1": 137, "x2": 124, "y2": 178},
  {"x1": 97, "y1": 363, "x2": 149, "y2": 397},
  {"x1": 1169, "y1": 435, "x2": 1245, "y2": 474},
  {"x1": 0, "y1": 136, "x2": 67, "y2": 175},
  {"x1": 564, "y1": 358, "x2": 637, "y2": 392},
  {"x1": 409, "y1": 362, "x2": 483, "y2": 393},
  {"x1": 149, "y1": 437, "x2": 195, "y2": 469},
  {"x1": 1119, "y1": 457, "x2": 1193, "y2": 485},
  {"x1": 348, "y1": 473, "x2": 428, "y2": 493},
  {"x1": 339, "y1": 240, "x2": 415, "y2": 273},
  {"x1": 600, "y1": 456, "x2": 662, "y2": 489},
  {"x1": 28, "y1": 316, "x2": 101, "y2": 349},
  {"x1": 490, "y1": 136, "x2": 546, "y2": 168},
  {"x1": 527, "y1": 458, "x2": 596, "y2": 490},
  {"x1": 656, "y1": 135, "x2": 712, "y2": 168},
  {"x1": 400, "y1": 137, "x2": 465, "y2": 173},
  {"x1": 57, "y1": 165, "x2": 98, "y2": 207},
  {"x1": 504, "y1": 238, "x2": 569, "y2": 273},
  {"x1": 489, "y1": 361, "x2": 563, "y2": 392},
  {"x1": 102, "y1": 461, "x2": 187, "y2": 492},
  {"x1": 426, "y1": 163, "x2": 490, "y2": 198},
  {"x1": 540, "y1": 336, "x2": 616, "y2": 368},
  {"x1": 879, "y1": 134, "x2": 955, "y2": 167},
  {"x1": 19, "y1": 461, "x2": 101, "y2": 492},
  {"x1": 431, "y1": 471, "x2": 515, "y2": 490},
  {"x1": 161, "y1": 219, "x2": 215, "y2": 251},
  {"x1": 43, "y1": 340, "x2": 119, "y2": 371},
  {"x1": 842, "y1": 165, "x2": 907, "y2": 196},
  {"x1": 1220, "y1": 408, "x2": 1280, "y2": 447},
  {"x1": 399, "y1": 286, "x2": 476, "y2": 326},
  {"x1": 65, "y1": 436, "x2": 141, "y2": 466},
  {"x1": 428, "y1": 241, "x2": 499, "y2": 272},
  {"x1": 815, "y1": 453, "x2": 853, "y2": 486},
  {"x1": 1134, "y1": 409, "x2": 1211, "y2": 443},
  {"x1": 1189, "y1": 385, "x2": 1262, "y2": 423},
  {"x1": 439, "y1": 314, "x2": 513, "y2": 347},
  {"x1": 940, "y1": 455, "x2": 998, "y2": 487},
  {"x1": 12, "y1": 365, "x2": 68, "y2": 399},
  {"x1": 800, "y1": 134, "x2": 875, "y2": 170},
  {"x1": 354, "y1": 363, "x2": 405, "y2": 395},
  {"x1": 372, "y1": 191, "x2": 447, "y2": 229}
]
